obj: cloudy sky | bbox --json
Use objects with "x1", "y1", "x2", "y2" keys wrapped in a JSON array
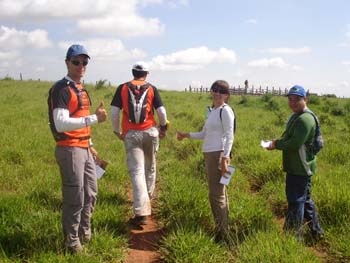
[{"x1": 1, "y1": 0, "x2": 350, "y2": 97}]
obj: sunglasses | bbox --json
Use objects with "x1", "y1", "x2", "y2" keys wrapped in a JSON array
[
  {"x1": 70, "y1": 60, "x2": 88, "y2": 66},
  {"x1": 211, "y1": 87, "x2": 229, "y2": 94}
]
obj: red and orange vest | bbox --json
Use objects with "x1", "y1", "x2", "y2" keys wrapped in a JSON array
[{"x1": 48, "y1": 79, "x2": 91, "y2": 147}]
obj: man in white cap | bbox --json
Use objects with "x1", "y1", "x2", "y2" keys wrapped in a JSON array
[
  {"x1": 110, "y1": 61, "x2": 168, "y2": 229},
  {"x1": 48, "y1": 44, "x2": 107, "y2": 253},
  {"x1": 267, "y1": 85, "x2": 324, "y2": 241}
]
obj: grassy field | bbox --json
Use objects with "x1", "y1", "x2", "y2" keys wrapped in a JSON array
[{"x1": 0, "y1": 79, "x2": 349, "y2": 262}]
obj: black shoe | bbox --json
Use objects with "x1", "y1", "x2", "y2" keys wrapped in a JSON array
[
  {"x1": 128, "y1": 216, "x2": 147, "y2": 229},
  {"x1": 311, "y1": 230, "x2": 324, "y2": 241}
]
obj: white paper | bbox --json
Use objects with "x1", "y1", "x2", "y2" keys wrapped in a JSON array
[
  {"x1": 95, "y1": 164, "x2": 105, "y2": 179},
  {"x1": 260, "y1": 140, "x2": 272, "y2": 149},
  {"x1": 220, "y1": 165, "x2": 235, "y2": 185}
]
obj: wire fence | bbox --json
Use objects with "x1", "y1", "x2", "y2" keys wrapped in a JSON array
[{"x1": 184, "y1": 85, "x2": 316, "y2": 96}]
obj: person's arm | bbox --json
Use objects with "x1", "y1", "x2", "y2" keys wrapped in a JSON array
[
  {"x1": 156, "y1": 106, "x2": 167, "y2": 127},
  {"x1": 152, "y1": 86, "x2": 168, "y2": 138},
  {"x1": 275, "y1": 115, "x2": 312, "y2": 151},
  {"x1": 110, "y1": 85, "x2": 124, "y2": 140},
  {"x1": 221, "y1": 107, "x2": 234, "y2": 159},
  {"x1": 111, "y1": 106, "x2": 124, "y2": 140},
  {"x1": 189, "y1": 130, "x2": 205, "y2": 139},
  {"x1": 53, "y1": 108, "x2": 98, "y2": 132},
  {"x1": 219, "y1": 107, "x2": 234, "y2": 175}
]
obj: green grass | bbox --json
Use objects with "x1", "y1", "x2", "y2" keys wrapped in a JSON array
[{"x1": 0, "y1": 79, "x2": 349, "y2": 262}]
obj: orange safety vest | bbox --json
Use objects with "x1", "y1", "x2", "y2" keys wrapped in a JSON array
[
  {"x1": 48, "y1": 79, "x2": 91, "y2": 147},
  {"x1": 120, "y1": 81, "x2": 156, "y2": 135}
]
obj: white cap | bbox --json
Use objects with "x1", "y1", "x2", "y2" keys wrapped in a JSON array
[{"x1": 132, "y1": 61, "x2": 149, "y2": 72}]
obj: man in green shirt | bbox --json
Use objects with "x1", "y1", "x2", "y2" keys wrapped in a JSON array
[{"x1": 268, "y1": 85, "x2": 324, "y2": 241}]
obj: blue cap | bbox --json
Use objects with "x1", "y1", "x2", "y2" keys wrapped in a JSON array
[
  {"x1": 66, "y1": 44, "x2": 90, "y2": 59},
  {"x1": 288, "y1": 85, "x2": 306, "y2": 97}
]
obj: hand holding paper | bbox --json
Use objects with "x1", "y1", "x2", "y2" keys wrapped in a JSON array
[
  {"x1": 260, "y1": 140, "x2": 272, "y2": 149},
  {"x1": 220, "y1": 165, "x2": 235, "y2": 185}
]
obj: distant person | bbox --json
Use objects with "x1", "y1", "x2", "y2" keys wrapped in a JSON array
[
  {"x1": 110, "y1": 61, "x2": 168, "y2": 229},
  {"x1": 177, "y1": 80, "x2": 235, "y2": 242},
  {"x1": 266, "y1": 85, "x2": 324, "y2": 241},
  {"x1": 244, "y1": 79, "x2": 249, "y2": 90},
  {"x1": 48, "y1": 44, "x2": 107, "y2": 253}
]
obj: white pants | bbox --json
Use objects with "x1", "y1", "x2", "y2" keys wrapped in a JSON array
[{"x1": 124, "y1": 127, "x2": 159, "y2": 216}]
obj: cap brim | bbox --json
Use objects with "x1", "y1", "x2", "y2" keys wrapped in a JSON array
[{"x1": 287, "y1": 92, "x2": 305, "y2": 97}]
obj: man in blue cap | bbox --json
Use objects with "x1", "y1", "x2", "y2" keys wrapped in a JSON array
[
  {"x1": 267, "y1": 85, "x2": 324, "y2": 241},
  {"x1": 48, "y1": 44, "x2": 107, "y2": 253}
]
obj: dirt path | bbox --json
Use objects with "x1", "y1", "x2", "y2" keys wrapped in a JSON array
[{"x1": 125, "y1": 191, "x2": 164, "y2": 263}]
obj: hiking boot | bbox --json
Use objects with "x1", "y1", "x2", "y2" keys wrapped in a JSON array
[
  {"x1": 80, "y1": 234, "x2": 91, "y2": 244},
  {"x1": 68, "y1": 243, "x2": 83, "y2": 254},
  {"x1": 128, "y1": 216, "x2": 148, "y2": 229},
  {"x1": 311, "y1": 230, "x2": 324, "y2": 241}
]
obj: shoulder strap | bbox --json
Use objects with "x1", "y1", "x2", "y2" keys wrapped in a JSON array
[
  {"x1": 304, "y1": 109, "x2": 319, "y2": 127},
  {"x1": 49, "y1": 78, "x2": 91, "y2": 117}
]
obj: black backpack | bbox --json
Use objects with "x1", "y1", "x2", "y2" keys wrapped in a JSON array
[{"x1": 304, "y1": 109, "x2": 324, "y2": 154}]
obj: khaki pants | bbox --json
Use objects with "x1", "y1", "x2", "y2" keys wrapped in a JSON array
[
  {"x1": 124, "y1": 127, "x2": 159, "y2": 216},
  {"x1": 204, "y1": 151, "x2": 229, "y2": 234},
  {"x1": 55, "y1": 146, "x2": 97, "y2": 247}
]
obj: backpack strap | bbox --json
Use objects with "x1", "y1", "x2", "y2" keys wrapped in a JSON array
[{"x1": 303, "y1": 109, "x2": 319, "y2": 128}]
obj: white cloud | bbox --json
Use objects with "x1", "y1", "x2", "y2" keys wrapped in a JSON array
[
  {"x1": 339, "y1": 24, "x2": 350, "y2": 47},
  {"x1": 150, "y1": 46, "x2": 237, "y2": 71},
  {"x1": 245, "y1": 18, "x2": 257, "y2": 24},
  {"x1": 0, "y1": 0, "x2": 102, "y2": 19},
  {"x1": 248, "y1": 57, "x2": 289, "y2": 68},
  {"x1": 346, "y1": 24, "x2": 350, "y2": 38},
  {"x1": 77, "y1": 0, "x2": 165, "y2": 37},
  {"x1": 78, "y1": 14, "x2": 164, "y2": 38},
  {"x1": 167, "y1": 0, "x2": 189, "y2": 8},
  {"x1": 0, "y1": 26, "x2": 52, "y2": 50},
  {"x1": 290, "y1": 65, "x2": 304, "y2": 71},
  {"x1": 0, "y1": 0, "x2": 165, "y2": 37},
  {"x1": 140, "y1": 0, "x2": 188, "y2": 8},
  {"x1": 0, "y1": 50, "x2": 19, "y2": 60},
  {"x1": 58, "y1": 38, "x2": 147, "y2": 61},
  {"x1": 324, "y1": 81, "x2": 350, "y2": 89},
  {"x1": 189, "y1": 80, "x2": 203, "y2": 88},
  {"x1": 265, "y1": 47, "x2": 311, "y2": 55},
  {"x1": 35, "y1": 66, "x2": 45, "y2": 72}
]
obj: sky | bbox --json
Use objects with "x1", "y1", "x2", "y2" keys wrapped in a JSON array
[{"x1": 1, "y1": 0, "x2": 350, "y2": 97}]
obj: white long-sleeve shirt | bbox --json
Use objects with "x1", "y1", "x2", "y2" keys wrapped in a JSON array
[{"x1": 190, "y1": 104, "x2": 234, "y2": 158}]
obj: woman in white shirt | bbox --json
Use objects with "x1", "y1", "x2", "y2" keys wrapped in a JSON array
[{"x1": 177, "y1": 80, "x2": 235, "y2": 242}]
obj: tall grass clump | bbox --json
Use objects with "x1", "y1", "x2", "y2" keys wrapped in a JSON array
[
  {"x1": 235, "y1": 230, "x2": 320, "y2": 262},
  {"x1": 160, "y1": 228, "x2": 231, "y2": 263}
]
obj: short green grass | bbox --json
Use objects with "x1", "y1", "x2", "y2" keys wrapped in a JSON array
[{"x1": 0, "y1": 79, "x2": 349, "y2": 262}]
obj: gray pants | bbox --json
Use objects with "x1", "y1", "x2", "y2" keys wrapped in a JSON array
[
  {"x1": 55, "y1": 146, "x2": 97, "y2": 247},
  {"x1": 124, "y1": 127, "x2": 159, "y2": 216},
  {"x1": 204, "y1": 151, "x2": 229, "y2": 235}
]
